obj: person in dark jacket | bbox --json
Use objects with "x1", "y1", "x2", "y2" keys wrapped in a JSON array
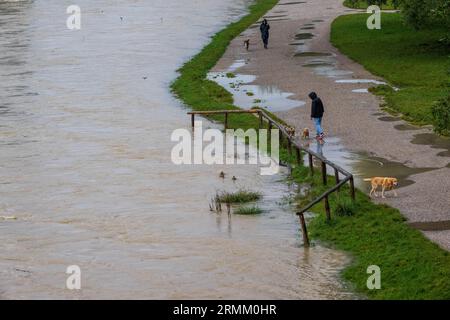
[
  {"x1": 308, "y1": 92, "x2": 325, "y2": 139},
  {"x1": 260, "y1": 19, "x2": 270, "y2": 49}
]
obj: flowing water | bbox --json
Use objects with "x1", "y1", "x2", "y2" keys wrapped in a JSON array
[{"x1": 0, "y1": 0, "x2": 354, "y2": 299}]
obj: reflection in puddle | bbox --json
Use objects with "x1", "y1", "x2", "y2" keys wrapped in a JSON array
[
  {"x1": 208, "y1": 62, "x2": 305, "y2": 112},
  {"x1": 228, "y1": 59, "x2": 247, "y2": 72},
  {"x1": 394, "y1": 124, "x2": 422, "y2": 131},
  {"x1": 378, "y1": 116, "x2": 401, "y2": 122},
  {"x1": 313, "y1": 67, "x2": 353, "y2": 78},
  {"x1": 279, "y1": 1, "x2": 307, "y2": 5},
  {"x1": 295, "y1": 33, "x2": 314, "y2": 40},
  {"x1": 299, "y1": 54, "x2": 353, "y2": 78},
  {"x1": 411, "y1": 133, "x2": 450, "y2": 157},
  {"x1": 350, "y1": 154, "x2": 437, "y2": 190},
  {"x1": 294, "y1": 52, "x2": 332, "y2": 57},
  {"x1": 335, "y1": 79, "x2": 386, "y2": 85},
  {"x1": 352, "y1": 88, "x2": 369, "y2": 93},
  {"x1": 299, "y1": 136, "x2": 437, "y2": 191},
  {"x1": 302, "y1": 59, "x2": 334, "y2": 67}
]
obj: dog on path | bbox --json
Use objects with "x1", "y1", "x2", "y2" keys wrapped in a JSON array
[
  {"x1": 285, "y1": 126, "x2": 296, "y2": 138},
  {"x1": 302, "y1": 128, "x2": 310, "y2": 140},
  {"x1": 244, "y1": 39, "x2": 250, "y2": 51},
  {"x1": 364, "y1": 177, "x2": 398, "y2": 198}
]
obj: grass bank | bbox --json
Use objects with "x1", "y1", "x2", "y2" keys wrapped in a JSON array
[
  {"x1": 331, "y1": 13, "x2": 450, "y2": 129},
  {"x1": 343, "y1": 0, "x2": 397, "y2": 10},
  {"x1": 171, "y1": 0, "x2": 450, "y2": 299}
]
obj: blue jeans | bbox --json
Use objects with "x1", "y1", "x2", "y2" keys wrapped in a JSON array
[{"x1": 312, "y1": 117, "x2": 323, "y2": 136}]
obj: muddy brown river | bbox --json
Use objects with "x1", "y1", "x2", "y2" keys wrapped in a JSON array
[{"x1": 0, "y1": 0, "x2": 354, "y2": 299}]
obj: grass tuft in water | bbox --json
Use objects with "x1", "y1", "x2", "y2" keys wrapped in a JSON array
[
  {"x1": 234, "y1": 205, "x2": 263, "y2": 215},
  {"x1": 219, "y1": 189, "x2": 262, "y2": 204}
]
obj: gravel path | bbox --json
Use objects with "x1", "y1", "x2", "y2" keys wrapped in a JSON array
[{"x1": 212, "y1": 0, "x2": 450, "y2": 250}]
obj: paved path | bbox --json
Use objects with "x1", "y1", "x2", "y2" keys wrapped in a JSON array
[{"x1": 213, "y1": 0, "x2": 450, "y2": 250}]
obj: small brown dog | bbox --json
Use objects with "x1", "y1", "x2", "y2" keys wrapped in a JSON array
[
  {"x1": 285, "y1": 126, "x2": 296, "y2": 138},
  {"x1": 244, "y1": 39, "x2": 250, "y2": 51},
  {"x1": 302, "y1": 128, "x2": 310, "y2": 140},
  {"x1": 364, "y1": 177, "x2": 398, "y2": 198}
]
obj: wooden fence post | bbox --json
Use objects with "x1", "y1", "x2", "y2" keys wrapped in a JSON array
[
  {"x1": 321, "y1": 161, "x2": 327, "y2": 186},
  {"x1": 296, "y1": 147, "x2": 302, "y2": 165},
  {"x1": 324, "y1": 196, "x2": 331, "y2": 221},
  {"x1": 298, "y1": 213, "x2": 310, "y2": 247},
  {"x1": 191, "y1": 114, "x2": 195, "y2": 129},
  {"x1": 308, "y1": 154, "x2": 314, "y2": 176},
  {"x1": 335, "y1": 168, "x2": 340, "y2": 192},
  {"x1": 224, "y1": 113, "x2": 228, "y2": 130},
  {"x1": 349, "y1": 176, "x2": 356, "y2": 201}
]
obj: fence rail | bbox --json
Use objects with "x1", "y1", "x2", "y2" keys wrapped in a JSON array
[{"x1": 188, "y1": 109, "x2": 356, "y2": 246}]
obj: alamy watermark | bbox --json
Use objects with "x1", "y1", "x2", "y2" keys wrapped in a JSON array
[
  {"x1": 367, "y1": 5, "x2": 381, "y2": 30},
  {"x1": 171, "y1": 121, "x2": 280, "y2": 176},
  {"x1": 66, "y1": 265, "x2": 81, "y2": 290},
  {"x1": 367, "y1": 265, "x2": 381, "y2": 290},
  {"x1": 66, "y1": 5, "x2": 81, "y2": 30}
]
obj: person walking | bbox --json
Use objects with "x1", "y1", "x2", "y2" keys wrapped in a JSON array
[
  {"x1": 308, "y1": 92, "x2": 325, "y2": 143},
  {"x1": 260, "y1": 19, "x2": 270, "y2": 49}
]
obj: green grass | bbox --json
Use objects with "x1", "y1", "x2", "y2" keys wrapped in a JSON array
[
  {"x1": 291, "y1": 164, "x2": 450, "y2": 299},
  {"x1": 234, "y1": 205, "x2": 263, "y2": 215},
  {"x1": 331, "y1": 13, "x2": 450, "y2": 127},
  {"x1": 171, "y1": 0, "x2": 450, "y2": 299},
  {"x1": 343, "y1": 0, "x2": 397, "y2": 10},
  {"x1": 219, "y1": 190, "x2": 262, "y2": 204}
]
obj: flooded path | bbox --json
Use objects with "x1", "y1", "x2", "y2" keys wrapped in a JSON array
[
  {"x1": 0, "y1": 0, "x2": 353, "y2": 299},
  {"x1": 211, "y1": 0, "x2": 450, "y2": 250}
]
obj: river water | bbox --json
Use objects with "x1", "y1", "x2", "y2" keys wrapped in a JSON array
[{"x1": 0, "y1": 0, "x2": 353, "y2": 299}]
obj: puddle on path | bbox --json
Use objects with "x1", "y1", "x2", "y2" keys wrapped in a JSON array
[
  {"x1": 352, "y1": 88, "x2": 369, "y2": 93},
  {"x1": 264, "y1": 15, "x2": 288, "y2": 19},
  {"x1": 299, "y1": 136, "x2": 437, "y2": 191},
  {"x1": 378, "y1": 116, "x2": 401, "y2": 122},
  {"x1": 279, "y1": 1, "x2": 307, "y2": 5},
  {"x1": 295, "y1": 33, "x2": 314, "y2": 40},
  {"x1": 411, "y1": 133, "x2": 450, "y2": 157},
  {"x1": 294, "y1": 52, "x2": 332, "y2": 57},
  {"x1": 208, "y1": 63, "x2": 305, "y2": 112},
  {"x1": 302, "y1": 60, "x2": 334, "y2": 67},
  {"x1": 394, "y1": 124, "x2": 422, "y2": 131},
  {"x1": 335, "y1": 79, "x2": 386, "y2": 85}
]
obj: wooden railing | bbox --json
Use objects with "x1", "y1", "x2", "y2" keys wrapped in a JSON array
[{"x1": 188, "y1": 109, "x2": 356, "y2": 246}]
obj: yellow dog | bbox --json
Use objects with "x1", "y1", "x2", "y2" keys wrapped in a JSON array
[{"x1": 364, "y1": 177, "x2": 398, "y2": 198}]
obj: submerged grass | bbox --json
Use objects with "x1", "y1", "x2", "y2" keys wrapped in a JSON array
[
  {"x1": 219, "y1": 190, "x2": 262, "y2": 204},
  {"x1": 234, "y1": 206, "x2": 263, "y2": 215},
  {"x1": 171, "y1": 0, "x2": 450, "y2": 299}
]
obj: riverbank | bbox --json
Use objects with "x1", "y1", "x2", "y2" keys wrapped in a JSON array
[
  {"x1": 211, "y1": 0, "x2": 450, "y2": 247},
  {"x1": 331, "y1": 13, "x2": 450, "y2": 129},
  {"x1": 171, "y1": 0, "x2": 450, "y2": 299}
]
